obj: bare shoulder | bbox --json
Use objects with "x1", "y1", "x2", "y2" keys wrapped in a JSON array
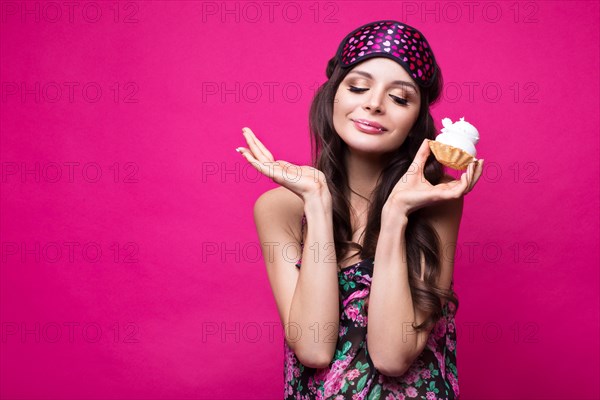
[
  {"x1": 253, "y1": 187, "x2": 305, "y2": 351},
  {"x1": 254, "y1": 186, "x2": 303, "y2": 209},
  {"x1": 253, "y1": 186, "x2": 305, "y2": 242}
]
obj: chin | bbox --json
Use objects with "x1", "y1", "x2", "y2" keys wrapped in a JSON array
[{"x1": 345, "y1": 140, "x2": 390, "y2": 155}]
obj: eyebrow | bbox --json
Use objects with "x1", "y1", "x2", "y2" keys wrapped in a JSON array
[{"x1": 346, "y1": 70, "x2": 419, "y2": 94}]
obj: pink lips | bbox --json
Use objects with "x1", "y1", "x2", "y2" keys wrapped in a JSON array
[{"x1": 351, "y1": 119, "x2": 387, "y2": 134}]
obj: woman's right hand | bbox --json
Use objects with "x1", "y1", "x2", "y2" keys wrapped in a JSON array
[{"x1": 236, "y1": 127, "x2": 329, "y2": 201}]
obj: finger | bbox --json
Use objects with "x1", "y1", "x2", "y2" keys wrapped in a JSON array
[
  {"x1": 241, "y1": 128, "x2": 269, "y2": 163},
  {"x1": 236, "y1": 147, "x2": 278, "y2": 180},
  {"x1": 454, "y1": 165, "x2": 472, "y2": 197},
  {"x1": 468, "y1": 159, "x2": 483, "y2": 193},
  {"x1": 464, "y1": 162, "x2": 474, "y2": 193},
  {"x1": 464, "y1": 162, "x2": 476, "y2": 194},
  {"x1": 242, "y1": 127, "x2": 275, "y2": 162},
  {"x1": 468, "y1": 160, "x2": 480, "y2": 192},
  {"x1": 466, "y1": 158, "x2": 483, "y2": 194},
  {"x1": 237, "y1": 146, "x2": 294, "y2": 185},
  {"x1": 438, "y1": 171, "x2": 469, "y2": 199},
  {"x1": 246, "y1": 129, "x2": 275, "y2": 162},
  {"x1": 414, "y1": 139, "x2": 432, "y2": 169}
]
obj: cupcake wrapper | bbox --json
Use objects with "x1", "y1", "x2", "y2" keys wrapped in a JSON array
[{"x1": 428, "y1": 140, "x2": 475, "y2": 170}]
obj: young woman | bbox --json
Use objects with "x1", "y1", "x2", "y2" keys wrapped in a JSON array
[{"x1": 236, "y1": 20, "x2": 483, "y2": 399}]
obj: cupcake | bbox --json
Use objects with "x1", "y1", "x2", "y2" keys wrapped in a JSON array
[{"x1": 429, "y1": 117, "x2": 480, "y2": 170}]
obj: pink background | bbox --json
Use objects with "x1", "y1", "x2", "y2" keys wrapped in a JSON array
[{"x1": 1, "y1": 1, "x2": 598, "y2": 399}]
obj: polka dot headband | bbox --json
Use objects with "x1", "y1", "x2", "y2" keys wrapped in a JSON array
[{"x1": 335, "y1": 20, "x2": 438, "y2": 87}]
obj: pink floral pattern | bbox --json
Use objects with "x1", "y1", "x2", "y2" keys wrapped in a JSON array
[{"x1": 286, "y1": 216, "x2": 459, "y2": 399}]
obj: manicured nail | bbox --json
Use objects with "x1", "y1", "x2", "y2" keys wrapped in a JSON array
[{"x1": 235, "y1": 147, "x2": 242, "y2": 153}]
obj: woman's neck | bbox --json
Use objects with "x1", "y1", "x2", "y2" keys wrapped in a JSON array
[{"x1": 344, "y1": 148, "x2": 388, "y2": 203}]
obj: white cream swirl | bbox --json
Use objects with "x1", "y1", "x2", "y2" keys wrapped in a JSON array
[{"x1": 436, "y1": 117, "x2": 480, "y2": 157}]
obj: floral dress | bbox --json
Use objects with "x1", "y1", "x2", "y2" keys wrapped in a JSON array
[{"x1": 284, "y1": 215, "x2": 459, "y2": 400}]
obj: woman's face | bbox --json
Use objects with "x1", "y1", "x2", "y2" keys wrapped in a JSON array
[{"x1": 333, "y1": 57, "x2": 421, "y2": 155}]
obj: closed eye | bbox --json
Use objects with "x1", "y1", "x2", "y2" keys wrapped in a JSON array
[
  {"x1": 390, "y1": 94, "x2": 408, "y2": 105},
  {"x1": 348, "y1": 85, "x2": 409, "y2": 106},
  {"x1": 348, "y1": 85, "x2": 368, "y2": 93}
]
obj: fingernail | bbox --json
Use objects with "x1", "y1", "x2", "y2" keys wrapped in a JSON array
[{"x1": 235, "y1": 147, "x2": 242, "y2": 153}]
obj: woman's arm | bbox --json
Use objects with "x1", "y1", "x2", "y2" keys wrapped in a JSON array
[
  {"x1": 367, "y1": 194, "x2": 463, "y2": 377},
  {"x1": 240, "y1": 127, "x2": 339, "y2": 368},
  {"x1": 287, "y1": 189, "x2": 340, "y2": 368},
  {"x1": 365, "y1": 139, "x2": 480, "y2": 377},
  {"x1": 254, "y1": 187, "x2": 339, "y2": 369}
]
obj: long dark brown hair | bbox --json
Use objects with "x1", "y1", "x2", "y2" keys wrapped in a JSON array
[{"x1": 307, "y1": 55, "x2": 459, "y2": 332}]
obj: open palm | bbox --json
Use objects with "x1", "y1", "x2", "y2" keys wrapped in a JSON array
[{"x1": 236, "y1": 127, "x2": 328, "y2": 200}]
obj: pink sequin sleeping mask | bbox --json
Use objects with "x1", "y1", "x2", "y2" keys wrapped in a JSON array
[{"x1": 335, "y1": 20, "x2": 438, "y2": 87}]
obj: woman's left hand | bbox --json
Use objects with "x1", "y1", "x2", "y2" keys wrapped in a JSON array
[{"x1": 384, "y1": 139, "x2": 484, "y2": 216}]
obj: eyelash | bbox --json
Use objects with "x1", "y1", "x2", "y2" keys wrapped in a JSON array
[{"x1": 348, "y1": 85, "x2": 409, "y2": 106}]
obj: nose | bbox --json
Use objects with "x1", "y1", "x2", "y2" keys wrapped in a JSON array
[{"x1": 362, "y1": 88, "x2": 385, "y2": 113}]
